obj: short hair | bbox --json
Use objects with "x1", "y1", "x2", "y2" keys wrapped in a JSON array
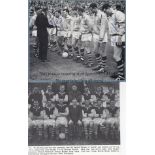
[
  {"x1": 102, "y1": 4, "x2": 111, "y2": 10},
  {"x1": 89, "y1": 3, "x2": 97, "y2": 9},
  {"x1": 78, "y1": 7, "x2": 84, "y2": 13},
  {"x1": 63, "y1": 8, "x2": 69, "y2": 14}
]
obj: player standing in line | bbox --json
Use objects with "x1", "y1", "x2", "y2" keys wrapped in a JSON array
[
  {"x1": 70, "y1": 7, "x2": 82, "y2": 61},
  {"x1": 78, "y1": 7, "x2": 93, "y2": 67},
  {"x1": 102, "y1": 4, "x2": 125, "y2": 80},
  {"x1": 43, "y1": 100, "x2": 57, "y2": 140},
  {"x1": 82, "y1": 100, "x2": 94, "y2": 140},
  {"x1": 93, "y1": 86, "x2": 104, "y2": 101},
  {"x1": 62, "y1": 8, "x2": 73, "y2": 57},
  {"x1": 68, "y1": 98, "x2": 82, "y2": 140},
  {"x1": 55, "y1": 85, "x2": 68, "y2": 104},
  {"x1": 54, "y1": 9, "x2": 64, "y2": 55},
  {"x1": 29, "y1": 100, "x2": 44, "y2": 141},
  {"x1": 55, "y1": 99, "x2": 69, "y2": 140},
  {"x1": 89, "y1": 3, "x2": 109, "y2": 73}
]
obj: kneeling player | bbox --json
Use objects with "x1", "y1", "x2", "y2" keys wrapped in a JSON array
[
  {"x1": 55, "y1": 99, "x2": 69, "y2": 140},
  {"x1": 29, "y1": 100, "x2": 44, "y2": 141},
  {"x1": 82, "y1": 100, "x2": 94, "y2": 140},
  {"x1": 68, "y1": 98, "x2": 82, "y2": 140},
  {"x1": 43, "y1": 100, "x2": 57, "y2": 140}
]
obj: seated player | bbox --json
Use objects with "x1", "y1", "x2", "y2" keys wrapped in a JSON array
[
  {"x1": 29, "y1": 100, "x2": 44, "y2": 141},
  {"x1": 55, "y1": 99, "x2": 69, "y2": 140},
  {"x1": 43, "y1": 100, "x2": 57, "y2": 140},
  {"x1": 107, "y1": 100, "x2": 120, "y2": 140},
  {"x1": 68, "y1": 98, "x2": 82, "y2": 140},
  {"x1": 100, "y1": 107, "x2": 111, "y2": 140},
  {"x1": 82, "y1": 100, "x2": 94, "y2": 140},
  {"x1": 92, "y1": 100, "x2": 104, "y2": 139}
]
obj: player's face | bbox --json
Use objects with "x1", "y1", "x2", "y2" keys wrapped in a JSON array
[
  {"x1": 72, "y1": 99, "x2": 77, "y2": 106},
  {"x1": 90, "y1": 7, "x2": 97, "y2": 14},
  {"x1": 59, "y1": 99, "x2": 64, "y2": 104},
  {"x1": 33, "y1": 87, "x2": 39, "y2": 94},
  {"x1": 85, "y1": 100, "x2": 90, "y2": 106},
  {"x1": 97, "y1": 100, "x2": 102, "y2": 107},
  {"x1": 33, "y1": 100, "x2": 39, "y2": 107},
  {"x1": 110, "y1": 101, "x2": 115, "y2": 108},
  {"x1": 72, "y1": 85, "x2": 77, "y2": 91},
  {"x1": 60, "y1": 85, "x2": 65, "y2": 92},
  {"x1": 105, "y1": 8, "x2": 113, "y2": 16},
  {"x1": 97, "y1": 87, "x2": 102, "y2": 92},
  {"x1": 63, "y1": 10, "x2": 68, "y2": 17},
  {"x1": 55, "y1": 11, "x2": 60, "y2": 18},
  {"x1": 84, "y1": 87, "x2": 89, "y2": 93}
]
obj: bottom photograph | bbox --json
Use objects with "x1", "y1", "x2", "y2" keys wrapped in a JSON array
[{"x1": 28, "y1": 81, "x2": 120, "y2": 146}]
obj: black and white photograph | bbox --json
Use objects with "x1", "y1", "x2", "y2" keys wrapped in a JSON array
[
  {"x1": 28, "y1": 81, "x2": 120, "y2": 146},
  {"x1": 29, "y1": 0, "x2": 126, "y2": 81}
]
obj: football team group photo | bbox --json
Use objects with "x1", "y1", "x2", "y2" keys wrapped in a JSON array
[
  {"x1": 28, "y1": 81, "x2": 120, "y2": 145},
  {"x1": 29, "y1": 0, "x2": 126, "y2": 81}
]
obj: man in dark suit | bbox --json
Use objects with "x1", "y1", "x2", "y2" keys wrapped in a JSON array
[{"x1": 35, "y1": 7, "x2": 54, "y2": 62}]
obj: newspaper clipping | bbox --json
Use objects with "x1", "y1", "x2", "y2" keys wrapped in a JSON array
[{"x1": 28, "y1": 0, "x2": 125, "y2": 154}]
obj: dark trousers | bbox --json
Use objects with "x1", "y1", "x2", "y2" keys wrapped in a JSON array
[{"x1": 38, "y1": 30, "x2": 48, "y2": 60}]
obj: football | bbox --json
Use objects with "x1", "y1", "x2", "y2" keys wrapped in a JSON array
[
  {"x1": 62, "y1": 52, "x2": 69, "y2": 58},
  {"x1": 59, "y1": 133, "x2": 65, "y2": 140}
]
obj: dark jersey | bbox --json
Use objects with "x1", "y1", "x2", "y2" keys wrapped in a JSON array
[
  {"x1": 93, "y1": 106, "x2": 104, "y2": 115},
  {"x1": 57, "y1": 92, "x2": 67, "y2": 100},
  {"x1": 45, "y1": 91, "x2": 55, "y2": 101},
  {"x1": 69, "y1": 105, "x2": 82, "y2": 122},
  {"x1": 56, "y1": 104, "x2": 68, "y2": 113},
  {"x1": 30, "y1": 106, "x2": 43, "y2": 117},
  {"x1": 82, "y1": 106, "x2": 92, "y2": 115},
  {"x1": 69, "y1": 91, "x2": 82, "y2": 102},
  {"x1": 107, "y1": 93, "x2": 115, "y2": 101},
  {"x1": 28, "y1": 93, "x2": 42, "y2": 106},
  {"x1": 44, "y1": 107, "x2": 55, "y2": 118},
  {"x1": 95, "y1": 92, "x2": 103, "y2": 100},
  {"x1": 83, "y1": 93, "x2": 92, "y2": 100},
  {"x1": 108, "y1": 106, "x2": 119, "y2": 117}
]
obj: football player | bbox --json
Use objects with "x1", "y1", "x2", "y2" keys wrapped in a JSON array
[
  {"x1": 92, "y1": 99, "x2": 104, "y2": 139},
  {"x1": 43, "y1": 100, "x2": 57, "y2": 140},
  {"x1": 82, "y1": 100, "x2": 94, "y2": 140},
  {"x1": 55, "y1": 99, "x2": 69, "y2": 140},
  {"x1": 29, "y1": 100, "x2": 44, "y2": 141},
  {"x1": 55, "y1": 85, "x2": 68, "y2": 104},
  {"x1": 44, "y1": 85, "x2": 56, "y2": 102},
  {"x1": 89, "y1": 3, "x2": 109, "y2": 73},
  {"x1": 68, "y1": 98, "x2": 82, "y2": 140},
  {"x1": 102, "y1": 3, "x2": 125, "y2": 80}
]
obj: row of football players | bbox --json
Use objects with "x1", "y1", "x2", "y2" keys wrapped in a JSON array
[
  {"x1": 28, "y1": 97, "x2": 120, "y2": 141},
  {"x1": 30, "y1": 2, "x2": 125, "y2": 80},
  {"x1": 28, "y1": 84, "x2": 119, "y2": 108}
]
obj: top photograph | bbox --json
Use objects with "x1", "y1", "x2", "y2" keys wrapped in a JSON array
[{"x1": 29, "y1": 0, "x2": 126, "y2": 81}]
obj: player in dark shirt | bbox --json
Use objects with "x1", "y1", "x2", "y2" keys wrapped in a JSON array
[
  {"x1": 55, "y1": 85, "x2": 68, "y2": 104},
  {"x1": 28, "y1": 87, "x2": 43, "y2": 107},
  {"x1": 29, "y1": 100, "x2": 44, "y2": 140},
  {"x1": 44, "y1": 85, "x2": 55, "y2": 102},
  {"x1": 68, "y1": 99, "x2": 82, "y2": 140},
  {"x1": 43, "y1": 100, "x2": 57, "y2": 139},
  {"x1": 107, "y1": 100, "x2": 120, "y2": 140},
  {"x1": 91, "y1": 100, "x2": 104, "y2": 139},
  {"x1": 55, "y1": 99, "x2": 69, "y2": 140},
  {"x1": 82, "y1": 100, "x2": 94, "y2": 140}
]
